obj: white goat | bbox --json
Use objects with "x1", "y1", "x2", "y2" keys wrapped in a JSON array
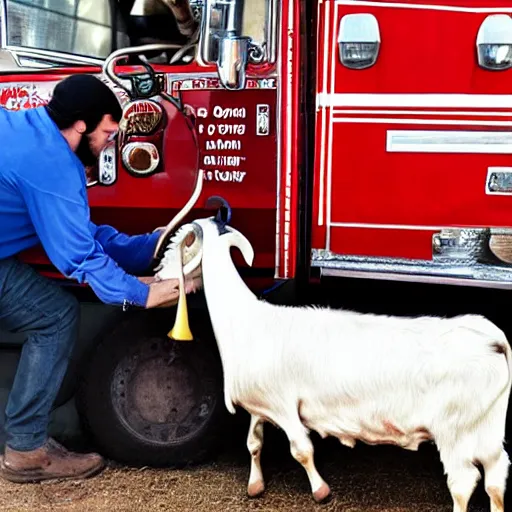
[{"x1": 158, "y1": 215, "x2": 512, "y2": 512}]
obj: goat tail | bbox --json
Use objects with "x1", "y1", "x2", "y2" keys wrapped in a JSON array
[
  {"x1": 502, "y1": 337, "x2": 512, "y2": 396},
  {"x1": 489, "y1": 335, "x2": 512, "y2": 401},
  {"x1": 467, "y1": 336, "x2": 512, "y2": 434}
]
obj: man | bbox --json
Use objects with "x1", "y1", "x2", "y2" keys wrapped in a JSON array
[{"x1": 0, "y1": 74, "x2": 197, "y2": 483}]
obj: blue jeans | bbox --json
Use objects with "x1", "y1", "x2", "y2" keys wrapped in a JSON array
[{"x1": 0, "y1": 256, "x2": 79, "y2": 451}]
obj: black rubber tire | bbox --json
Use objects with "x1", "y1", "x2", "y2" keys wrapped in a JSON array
[{"x1": 76, "y1": 306, "x2": 228, "y2": 468}]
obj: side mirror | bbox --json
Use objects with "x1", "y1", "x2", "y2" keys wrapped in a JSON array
[{"x1": 197, "y1": 0, "x2": 277, "y2": 90}]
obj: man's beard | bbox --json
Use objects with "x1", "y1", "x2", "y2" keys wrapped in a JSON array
[
  {"x1": 76, "y1": 135, "x2": 100, "y2": 186},
  {"x1": 76, "y1": 134, "x2": 98, "y2": 167}
]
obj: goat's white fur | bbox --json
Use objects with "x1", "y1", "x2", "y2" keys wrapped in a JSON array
[{"x1": 168, "y1": 217, "x2": 512, "y2": 512}]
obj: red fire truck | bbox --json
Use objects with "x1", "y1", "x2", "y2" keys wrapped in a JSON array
[{"x1": 1, "y1": 0, "x2": 512, "y2": 467}]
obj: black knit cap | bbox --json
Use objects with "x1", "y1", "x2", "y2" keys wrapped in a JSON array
[{"x1": 45, "y1": 74, "x2": 122, "y2": 134}]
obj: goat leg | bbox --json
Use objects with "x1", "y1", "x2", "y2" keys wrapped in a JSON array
[{"x1": 247, "y1": 414, "x2": 265, "y2": 497}]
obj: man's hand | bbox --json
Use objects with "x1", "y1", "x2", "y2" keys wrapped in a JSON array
[
  {"x1": 144, "y1": 279, "x2": 179, "y2": 309},
  {"x1": 143, "y1": 273, "x2": 202, "y2": 309}
]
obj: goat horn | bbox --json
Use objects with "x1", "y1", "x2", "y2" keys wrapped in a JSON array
[
  {"x1": 205, "y1": 195, "x2": 232, "y2": 226},
  {"x1": 153, "y1": 169, "x2": 204, "y2": 260}
]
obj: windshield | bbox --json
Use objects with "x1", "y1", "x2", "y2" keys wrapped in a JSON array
[{"x1": 4, "y1": 0, "x2": 127, "y2": 60}]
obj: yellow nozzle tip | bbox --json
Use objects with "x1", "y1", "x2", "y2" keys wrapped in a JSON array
[{"x1": 167, "y1": 329, "x2": 194, "y2": 341}]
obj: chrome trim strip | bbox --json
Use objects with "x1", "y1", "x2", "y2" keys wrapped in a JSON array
[
  {"x1": 0, "y1": 0, "x2": 6, "y2": 48},
  {"x1": 195, "y1": 0, "x2": 209, "y2": 68},
  {"x1": 330, "y1": 222, "x2": 446, "y2": 230},
  {"x1": 267, "y1": 0, "x2": 279, "y2": 64},
  {"x1": 5, "y1": 46, "x2": 104, "y2": 67},
  {"x1": 387, "y1": 130, "x2": 512, "y2": 154},
  {"x1": 320, "y1": 267, "x2": 512, "y2": 290},
  {"x1": 312, "y1": 248, "x2": 512, "y2": 288},
  {"x1": 318, "y1": 93, "x2": 512, "y2": 109},
  {"x1": 333, "y1": 109, "x2": 512, "y2": 117},
  {"x1": 273, "y1": 0, "x2": 284, "y2": 277},
  {"x1": 14, "y1": 56, "x2": 53, "y2": 68}
]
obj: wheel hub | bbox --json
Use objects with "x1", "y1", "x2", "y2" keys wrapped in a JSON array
[
  {"x1": 131, "y1": 357, "x2": 196, "y2": 424},
  {"x1": 111, "y1": 337, "x2": 216, "y2": 446}
]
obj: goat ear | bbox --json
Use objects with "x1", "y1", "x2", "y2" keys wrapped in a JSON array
[
  {"x1": 182, "y1": 225, "x2": 203, "y2": 275},
  {"x1": 226, "y1": 228, "x2": 254, "y2": 267}
]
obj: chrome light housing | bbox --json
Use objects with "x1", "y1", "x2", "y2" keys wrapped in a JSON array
[
  {"x1": 122, "y1": 142, "x2": 160, "y2": 176},
  {"x1": 477, "y1": 15, "x2": 512, "y2": 71},
  {"x1": 338, "y1": 13, "x2": 380, "y2": 70}
]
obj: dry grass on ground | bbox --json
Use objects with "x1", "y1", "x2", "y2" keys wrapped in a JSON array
[{"x1": 0, "y1": 434, "x2": 491, "y2": 512}]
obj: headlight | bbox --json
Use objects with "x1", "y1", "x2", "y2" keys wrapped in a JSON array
[{"x1": 122, "y1": 143, "x2": 160, "y2": 176}]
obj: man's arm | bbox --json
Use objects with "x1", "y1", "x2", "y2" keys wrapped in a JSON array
[
  {"x1": 90, "y1": 222, "x2": 162, "y2": 275},
  {"x1": 18, "y1": 177, "x2": 176, "y2": 309}
]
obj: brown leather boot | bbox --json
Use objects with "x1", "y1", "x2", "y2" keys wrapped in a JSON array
[{"x1": 0, "y1": 438, "x2": 106, "y2": 483}]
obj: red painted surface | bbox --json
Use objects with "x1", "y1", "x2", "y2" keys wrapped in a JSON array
[
  {"x1": 312, "y1": 0, "x2": 512, "y2": 260},
  {"x1": 0, "y1": 69, "x2": 280, "y2": 287},
  {"x1": 329, "y1": 123, "x2": 512, "y2": 228},
  {"x1": 330, "y1": 227, "x2": 435, "y2": 261},
  {"x1": 176, "y1": 85, "x2": 278, "y2": 210},
  {"x1": 331, "y1": 3, "x2": 512, "y2": 95}
]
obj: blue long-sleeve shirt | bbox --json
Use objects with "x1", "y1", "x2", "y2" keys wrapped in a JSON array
[{"x1": 0, "y1": 105, "x2": 160, "y2": 307}]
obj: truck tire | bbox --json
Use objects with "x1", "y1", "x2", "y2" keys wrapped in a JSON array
[{"x1": 76, "y1": 306, "x2": 227, "y2": 468}]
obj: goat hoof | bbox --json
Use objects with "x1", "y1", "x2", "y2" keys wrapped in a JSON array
[
  {"x1": 247, "y1": 480, "x2": 265, "y2": 498},
  {"x1": 313, "y1": 482, "x2": 332, "y2": 503}
]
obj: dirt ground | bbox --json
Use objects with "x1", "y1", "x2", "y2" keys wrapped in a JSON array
[{"x1": 0, "y1": 425, "x2": 493, "y2": 512}]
